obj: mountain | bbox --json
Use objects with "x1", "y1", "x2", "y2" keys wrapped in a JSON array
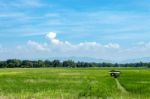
[
  {"x1": 121, "y1": 57, "x2": 150, "y2": 63},
  {"x1": 48, "y1": 56, "x2": 113, "y2": 63},
  {"x1": 36, "y1": 56, "x2": 150, "y2": 63}
]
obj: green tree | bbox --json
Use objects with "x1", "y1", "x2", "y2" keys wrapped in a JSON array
[
  {"x1": 63, "y1": 60, "x2": 76, "y2": 68},
  {"x1": 44, "y1": 60, "x2": 52, "y2": 67},
  {"x1": 22, "y1": 60, "x2": 33, "y2": 68},
  {"x1": 52, "y1": 60, "x2": 61, "y2": 67},
  {"x1": 6, "y1": 59, "x2": 21, "y2": 68}
]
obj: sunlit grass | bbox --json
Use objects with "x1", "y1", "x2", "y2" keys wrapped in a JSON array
[{"x1": 0, "y1": 68, "x2": 149, "y2": 99}]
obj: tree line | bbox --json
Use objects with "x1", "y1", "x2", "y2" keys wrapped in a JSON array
[{"x1": 0, "y1": 59, "x2": 150, "y2": 68}]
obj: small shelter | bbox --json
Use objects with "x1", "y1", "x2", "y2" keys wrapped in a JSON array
[{"x1": 109, "y1": 70, "x2": 120, "y2": 78}]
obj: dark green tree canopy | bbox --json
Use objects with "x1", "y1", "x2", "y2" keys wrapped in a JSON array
[{"x1": 0, "y1": 59, "x2": 149, "y2": 68}]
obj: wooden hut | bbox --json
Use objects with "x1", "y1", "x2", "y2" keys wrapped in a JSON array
[{"x1": 109, "y1": 70, "x2": 120, "y2": 78}]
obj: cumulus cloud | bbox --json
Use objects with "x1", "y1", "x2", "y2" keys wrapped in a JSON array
[
  {"x1": 46, "y1": 32, "x2": 56, "y2": 39},
  {"x1": 2, "y1": 32, "x2": 150, "y2": 61},
  {"x1": 46, "y1": 32, "x2": 120, "y2": 49},
  {"x1": 46, "y1": 32, "x2": 63, "y2": 45},
  {"x1": 79, "y1": 42, "x2": 100, "y2": 47},
  {"x1": 46, "y1": 32, "x2": 74, "y2": 47},
  {"x1": 27, "y1": 40, "x2": 48, "y2": 51},
  {"x1": 9, "y1": 32, "x2": 121, "y2": 60}
]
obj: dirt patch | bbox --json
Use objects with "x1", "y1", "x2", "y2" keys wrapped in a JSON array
[
  {"x1": 0, "y1": 96, "x2": 10, "y2": 99},
  {"x1": 115, "y1": 79, "x2": 128, "y2": 94}
]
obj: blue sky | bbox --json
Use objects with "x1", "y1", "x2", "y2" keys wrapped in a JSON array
[{"x1": 0, "y1": 0, "x2": 150, "y2": 61}]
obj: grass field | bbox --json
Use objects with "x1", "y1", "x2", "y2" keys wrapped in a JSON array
[{"x1": 0, "y1": 68, "x2": 150, "y2": 99}]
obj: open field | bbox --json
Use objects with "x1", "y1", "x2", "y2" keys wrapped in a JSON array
[{"x1": 0, "y1": 68, "x2": 150, "y2": 99}]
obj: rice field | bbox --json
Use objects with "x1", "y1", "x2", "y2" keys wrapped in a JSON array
[{"x1": 0, "y1": 68, "x2": 150, "y2": 99}]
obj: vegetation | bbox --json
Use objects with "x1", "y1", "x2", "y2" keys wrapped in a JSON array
[
  {"x1": 0, "y1": 59, "x2": 150, "y2": 68},
  {"x1": 0, "y1": 68, "x2": 150, "y2": 99},
  {"x1": 0, "y1": 59, "x2": 150, "y2": 98}
]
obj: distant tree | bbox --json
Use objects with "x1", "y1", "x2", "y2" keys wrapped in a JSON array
[
  {"x1": 0, "y1": 61, "x2": 7, "y2": 68},
  {"x1": 0, "y1": 59, "x2": 150, "y2": 68},
  {"x1": 83, "y1": 62, "x2": 90, "y2": 67},
  {"x1": 76, "y1": 62, "x2": 82, "y2": 67},
  {"x1": 63, "y1": 60, "x2": 76, "y2": 68},
  {"x1": 44, "y1": 60, "x2": 52, "y2": 67},
  {"x1": 21, "y1": 60, "x2": 33, "y2": 68},
  {"x1": 37, "y1": 60, "x2": 45, "y2": 67},
  {"x1": 6, "y1": 59, "x2": 21, "y2": 68},
  {"x1": 114, "y1": 63, "x2": 119, "y2": 67},
  {"x1": 147, "y1": 63, "x2": 150, "y2": 68},
  {"x1": 52, "y1": 60, "x2": 61, "y2": 67}
]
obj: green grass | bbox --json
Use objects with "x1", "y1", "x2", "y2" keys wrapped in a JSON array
[{"x1": 0, "y1": 68, "x2": 150, "y2": 99}]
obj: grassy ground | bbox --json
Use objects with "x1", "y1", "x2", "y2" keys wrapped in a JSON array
[{"x1": 0, "y1": 68, "x2": 150, "y2": 99}]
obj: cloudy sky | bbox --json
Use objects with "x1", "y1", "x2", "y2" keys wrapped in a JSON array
[{"x1": 0, "y1": 0, "x2": 150, "y2": 61}]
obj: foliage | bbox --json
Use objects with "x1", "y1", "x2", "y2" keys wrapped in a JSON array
[{"x1": 0, "y1": 59, "x2": 150, "y2": 68}]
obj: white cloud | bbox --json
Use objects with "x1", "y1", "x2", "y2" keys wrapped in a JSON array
[
  {"x1": 45, "y1": 32, "x2": 120, "y2": 49},
  {"x1": 27, "y1": 40, "x2": 48, "y2": 51},
  {"x1": 46, "y1": 32, "x2": 72, "y2": 46},
  {"x1": 104, "y1": 43, "x2": 120, "y2": 49},
  {"x1": 0, "y1": 32, "x2": 122, "y2": 60},
  {"x1": 43, "y1": 32, "x2": 121, "y2": 59},
  {"x1": 79, "y1": 42, "x2": 100, "y2": 47},
  {"x1": 46, "y1": 32, "x2": 57, "y2": 39},
  {"x1": 46, "y1": 32, "x2": 61, "y2": 45}
]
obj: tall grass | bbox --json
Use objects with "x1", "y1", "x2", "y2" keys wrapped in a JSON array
[{"x1": 0, "y1": 68, "x2": 149, "y2": 99}]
